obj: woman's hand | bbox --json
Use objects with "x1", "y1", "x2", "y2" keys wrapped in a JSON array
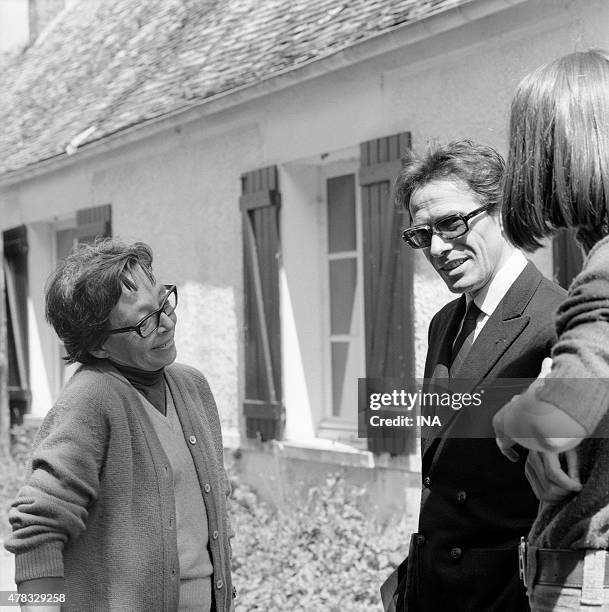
[
  {"x1": 525, "y1": 449, "x2": 582, "y2": 503},
  {"x1": 18, "y1": 577, "x2": 64, "y2": 612},
  {"x1": 493, "y1": 398, "x2": 521, "y2": 462}
]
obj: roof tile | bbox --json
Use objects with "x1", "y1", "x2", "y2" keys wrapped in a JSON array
[{"x1": 0, "y1": 0, "x2": 471, "y2": 176}]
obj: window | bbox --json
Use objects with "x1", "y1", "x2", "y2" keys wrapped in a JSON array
[
  {"x1": 321, "y1": 171, "x2": 365, "y2": 436},
  {"x1": 54, "y1": 205, "x2": 112, "y2": 386},
  {"x1": 277, "y1": 134, "x2": 413, "y2": 452},
  {"x1": 56, "y1": 204, "x2": 112, "y2": 260}
]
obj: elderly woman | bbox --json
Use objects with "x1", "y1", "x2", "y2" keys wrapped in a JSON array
[{"x1": 5, "y1": 239, "x2": 233, "y2": 612}]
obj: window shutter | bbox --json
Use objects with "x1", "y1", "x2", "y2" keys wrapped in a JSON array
[
  {"x1": 240, "y1": 166, "x2": 283, "y2": 441},
  {"x1": 359, "y1": 133, "x2": 415, "y2": 455},
  {"x1": 3, "y1": 226, "x2": 30, "y2": 426},
  {"x1": 553, "y1": 228, "x2": 583, "y2": 289},
  {"x1": 75, "y1": 204, "x2": 112, "y2": 244}
]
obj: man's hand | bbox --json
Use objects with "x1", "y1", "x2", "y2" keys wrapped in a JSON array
[{"x1": 525, "y1": 449, "x2": 582, "y2": 503}]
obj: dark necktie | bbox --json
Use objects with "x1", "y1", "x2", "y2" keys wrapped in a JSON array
[{"x1": 450, "y1": 301, "x2": 481, "y2": 376}]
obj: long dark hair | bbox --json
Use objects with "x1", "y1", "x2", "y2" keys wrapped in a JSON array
[{"x1": 503, "y1": 49, "x2": 609, "y2": 252}]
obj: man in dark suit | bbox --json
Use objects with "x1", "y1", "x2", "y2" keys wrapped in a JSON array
[{"x1": 381, "y1": 140, "x2": 566, "y2": 611}]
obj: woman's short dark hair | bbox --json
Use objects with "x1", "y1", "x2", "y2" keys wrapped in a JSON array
[
  {"x1": 45, "y1": 239, "x2": 155, "y2": 364},
  {"x1": 394, "y1": 139, "x2": 505, "y2": 219},
  {"x1": 503, "y1": 49, "x2": 609, "y2": 251}
]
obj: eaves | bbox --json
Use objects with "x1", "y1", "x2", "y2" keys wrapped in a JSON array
[{"x1": 0, "y1": 0, "x2": 527, "y2": 188}]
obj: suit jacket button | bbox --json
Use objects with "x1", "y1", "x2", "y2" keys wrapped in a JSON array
[
  {"x1": 450, "y1": 547, "x2": 463, "y2": 560},
  {"x1": 423, "y1": 476, "x2": 431, "y2": 488},
  {"x1": 456, "y1": 490, "x2": 467, "y2": 503},
  {"x1": 417, "y1": 534, "x2": 426, "y2": 546}
]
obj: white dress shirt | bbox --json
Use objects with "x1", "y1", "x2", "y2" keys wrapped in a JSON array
[{"x1": 466, "y1": 248, "x2": 528, "y2": 342}]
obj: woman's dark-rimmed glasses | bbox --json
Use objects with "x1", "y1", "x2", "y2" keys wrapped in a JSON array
[
  {"x1": 107, "y1": 284, "x2": 178, "y2": 338},
  {"x1": 402, "y1": 204, "x2": 492, "y2": 249}
]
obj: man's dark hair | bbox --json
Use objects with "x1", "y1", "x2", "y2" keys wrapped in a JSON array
[
  {"x1": 45, "y1": 238, "x2": 155, "y2": 364},
  {"x1": 394, "y1": 139, "x2": 505, "y2": 220}
]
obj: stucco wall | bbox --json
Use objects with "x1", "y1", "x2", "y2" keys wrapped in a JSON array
[
  {"x1": 2, "y1": 117, "x2": 265, "y2": 431},
  {"x1": 83, "y1": 122, "x2": 264, "y2": 432}
]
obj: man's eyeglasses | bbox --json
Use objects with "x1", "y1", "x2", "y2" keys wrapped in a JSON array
[
  {"x1": 401, "y1": 204, "x2": 492, "y2": 249},
  {"x1": 108, "y1": 285, "x2": 178, "y2": 338}
]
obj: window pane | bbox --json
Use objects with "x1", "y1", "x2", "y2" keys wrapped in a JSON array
[
  {"x1": 327, "y1": 174, "x2": 356, "y2": 253},
  {"x1": 331, "y1": 341, "x2": 348, "y2": 417},
  {"x1": 329, "y1": 258, "x2": 356, "y2": 335}
]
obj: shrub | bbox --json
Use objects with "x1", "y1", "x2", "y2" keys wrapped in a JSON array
[
  {"x1": 1, "y1": 426, "x2": 414, "y2": 611},
  {"x1": 230, "y1": 472, "x2": 412, "y2": 612},
  {"x1": 0, "y1": 424, "x2": 38, "y2": 541}
]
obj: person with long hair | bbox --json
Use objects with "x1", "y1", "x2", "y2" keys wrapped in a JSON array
[{"x1": 493, "y1": 49, "x2": 609, "y2": 610}]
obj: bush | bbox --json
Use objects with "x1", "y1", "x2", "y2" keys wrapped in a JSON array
[
  {"x1": 0, "y1": 424, "x2": 38, "y2": 541},
  {"x1": 1, "y1": 427, "x2": 413, "y2": 611},
  {"x1": 230, "y1": 472, "x2": 412, "y2": 612}
]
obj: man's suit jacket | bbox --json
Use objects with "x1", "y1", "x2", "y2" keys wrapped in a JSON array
[{"x1": 382, "y1": 261, "x2": 566, "y2": 612}]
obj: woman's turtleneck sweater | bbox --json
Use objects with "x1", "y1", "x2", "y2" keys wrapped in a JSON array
[{"x1": 110, "y1": 361, "x2": 167, "y2": 414}]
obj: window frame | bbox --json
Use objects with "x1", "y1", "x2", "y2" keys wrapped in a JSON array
[{"x1": 317, "y1": 161, "x2": 366, "y2": 440}]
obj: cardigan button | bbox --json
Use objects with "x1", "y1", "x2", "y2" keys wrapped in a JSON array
[
  {"x1": 212, "y1": 530, "x2": 219, "y2": 539},
  {"x1": 456, "y1": 490, "x2": 467, "y2": 503},
  {"x1": 423, "y1": 476, "x2": 431, "y2": 488},
  {"x1": 450, "y1": 547, "x2": 463, "y2": 561},
  {"x1": 204, "y1": 484, "x2": 211, "y2": 493},
  {"x1": 216, "y1": 579, "x2": 224, "y2": 589},
  {"x1": 189, "y1": 435, "x2": 197, "y2": 444}
]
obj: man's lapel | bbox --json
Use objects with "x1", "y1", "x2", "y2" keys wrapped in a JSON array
[
  {"x1": 422, "y1": 261, "x2": 542, "y2": 461},
  {"x1": 450, "y1": 261, "x2": 541, "y2": 386},
  {"x1": 426, "y1": 296, "x2": 465, "y2": 381},
  {"x1": 421, "y1": 297, "x2": 463, "y2": 457}
]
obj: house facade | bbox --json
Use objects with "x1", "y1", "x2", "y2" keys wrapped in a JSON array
[{"x1": 0, "y1": 0, "x2": 602, "y2": 518}]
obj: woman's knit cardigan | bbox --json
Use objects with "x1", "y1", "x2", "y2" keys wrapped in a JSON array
[{"x1": 5, "y1": 361, "x2": 234, "y2": 612}]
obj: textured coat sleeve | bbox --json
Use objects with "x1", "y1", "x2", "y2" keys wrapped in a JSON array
[
  {"x1": 5, "y1": 379, "x2": 110, "y2": 582},
  {"x1": 536, "y1": 236, "x2": 609, "y2": 433}
]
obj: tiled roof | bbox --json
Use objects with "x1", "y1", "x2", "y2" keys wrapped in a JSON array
[{"x1": 0, "y1": 0, "x2": 472, "y2": 177}]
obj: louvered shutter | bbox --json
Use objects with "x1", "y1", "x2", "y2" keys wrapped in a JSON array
[
  {"x1": 360, "y1": 133, "x2": 415, "y2": 455},
  {"x1": 0, "y1": 232, "x2": 8, "y2": 451},
  {"x1": 240, "y1": 166, "x2": 283, "y2": 441},
  {"x1": 3, "y1": 226, "x2": 30, "y2": 425},
  {"x1": 75, "y1": 204, "x2": 112, "y2": 244}
]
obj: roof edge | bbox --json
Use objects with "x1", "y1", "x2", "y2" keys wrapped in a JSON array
[{"x1": 0, "y1": 0, "x2": 529, "y2": 188}]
